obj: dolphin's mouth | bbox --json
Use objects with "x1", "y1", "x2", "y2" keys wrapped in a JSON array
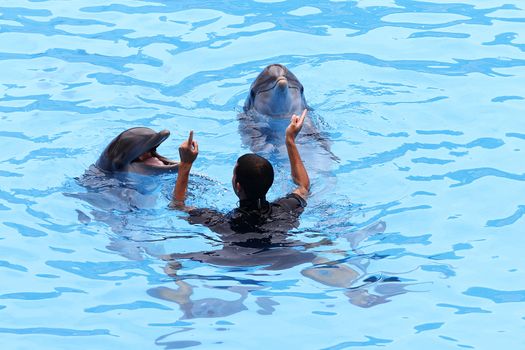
[
  {"x1": 95, "y1": 127, "x2": 181, "y2": 174},
  {"x1": 133, "y1": 149, "x2": 178, "y2": 169}
]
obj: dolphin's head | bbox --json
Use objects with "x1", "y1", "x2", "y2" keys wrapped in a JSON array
[
  {"x1": 244, "y1": 64, "x2": 307, "y2": 117},
  {"x1": 95, "y1": 127, "x2": 179, "y2": 174}
]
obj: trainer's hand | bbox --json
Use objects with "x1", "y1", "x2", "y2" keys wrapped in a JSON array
[
  {"x1": 178, "y1": 130, "x2": 198, "y2": 164},
  {"x1": 286, "y1": 109, "x2": 307, "y2": 142}
]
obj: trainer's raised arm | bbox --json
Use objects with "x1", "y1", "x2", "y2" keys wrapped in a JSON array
[
  {"x1": 285, "y1": 109, "x2": 310, "y2": 200},
  {"x1": 171, "y1": 131, "x2": 198, "y2": 209}
]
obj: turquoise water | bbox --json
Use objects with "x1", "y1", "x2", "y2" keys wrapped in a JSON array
[{"x1": 1, "y1": 0, "x2": 525, "y2": 349}]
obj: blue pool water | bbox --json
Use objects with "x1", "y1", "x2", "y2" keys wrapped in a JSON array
[{"x1": 1, "y1": 0, "x2": 525, "y2": 349}]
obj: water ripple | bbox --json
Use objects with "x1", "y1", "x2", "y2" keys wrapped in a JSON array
[
  {"x1": 46, "y1": 260, "x2": 165, "y2": 283},
  {"x1": 322, "y1": 336, "x2": 393, "y2": 349},
  {"x1": 0, "y1": 0, "x2": 523, "y2": 348},
  {"x1": 85, "y1": 300, "x2": 172, "y2": 313},
  {"x1": 6, "y1": 147, "x2": 84, "y2": 165},
  {"x1": 0, "y1": 260, "x2": 27, "y2": 272},
  {"x1": 337, "y1": 138, "x2": 504, "y2": 174},
  {"x1": 0, "y1": 49, "x2": 162, "y2": 72},
  {"x1": 4, "y1": 222, "x2": 47, "y2": 237},
  {"x1": 407, "y1": 167, "x2": 525, "y2": 187},
  {"x1": 0, "y1": 287, "x2": 85, "y2": 300},
  {"x1": 464, "y1": 287, "x2": 525, "y2": 303},
  {"x1": 0, "y1": 327, "x2": 113, "y2": 336},
  {"x1": 486, "y1": 205, "x2": 525, "y2": 227},
  {"x1": 436, "y1": 303, "x2": 491, "y2": 315},
  {"x1": 414, "y1": 322, "x2": 444, "y2": 334}
]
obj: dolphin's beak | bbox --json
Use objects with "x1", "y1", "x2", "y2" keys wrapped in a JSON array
[
  {"x1": 150, "y1": 129, "x2": 170, "y2": 147},
  {"x1": 157, "y1": 129, "x2": 170, "y2": 140},
  {"x1": 276, "y1": 77, "x2": 288, "y2": 89}
]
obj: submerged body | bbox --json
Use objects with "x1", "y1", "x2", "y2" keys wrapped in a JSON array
[{"x1": 166, "y1": 193, "x2": 315, "y2": 270}]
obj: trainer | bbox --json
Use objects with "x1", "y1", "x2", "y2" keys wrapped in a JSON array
[{"x1": 172, "y1": 109, "x2": 310, "y2": 236}]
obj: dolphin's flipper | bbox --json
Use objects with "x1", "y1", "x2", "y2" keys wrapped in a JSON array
[
  {"x1": 147, "y1": 282, "x2": 193, "y2": 305},
  {"x1": 343, "y1": 221, "x2": 386, "y2": 250},
  {"x1": 301, "y1": 257, "x2": 361, "y2": 288}
]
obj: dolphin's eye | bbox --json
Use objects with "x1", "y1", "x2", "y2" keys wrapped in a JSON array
[
  {"x1": 285, "y1": 72, "x2": 302, "y2": 90},
  {"x1": 254, "y1": 79, "x2": 279, "y2": 95}
]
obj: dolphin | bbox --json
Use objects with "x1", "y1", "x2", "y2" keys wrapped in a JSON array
[
  {"x1": 243, "y1": 63, "x2": 307, "y2": 117},
  {"x1": 240, "y1": 64, "x2": 337, "y2": 167},
  {"x1": 64, "y1": 127, "x2": 181, "y2": 260},
  {"x1": 95, "y1": 127, "x2": 179, "y2": 175}
]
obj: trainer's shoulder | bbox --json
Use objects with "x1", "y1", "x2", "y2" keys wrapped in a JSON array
[
  {"x1": 188, "y1": 207, "x2": 227, "y2": 227},
  {"x1": 272, "y1": 193, "x2": 307, "y2": 211}
]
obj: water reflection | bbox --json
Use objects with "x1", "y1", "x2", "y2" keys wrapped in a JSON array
[
  {"x1": 68, "y1": 165, "x2": 420, "y2": 315},
  {"x1": 148, "y1": 281, "x2": 250, "y2": 320},
  {"x1": 148, "y1": 220, "x2": 414, "y2": 319},
  {"x1": 300, "y1": 221, "x2": 415, "y2": 308},
  {"x1": 65, "y1": 164, "x2": 225, "y2": 260}
]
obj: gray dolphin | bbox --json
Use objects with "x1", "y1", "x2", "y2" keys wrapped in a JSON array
[
  {"x1": 95, "y1": 127, "x2": 179, "y2": 174},
  {"x1": 240, "y1": 64, "x2": 336, "y2": 159},
  {"x1": 244, "y1": 63, "x2": 308, "y2": 116}
]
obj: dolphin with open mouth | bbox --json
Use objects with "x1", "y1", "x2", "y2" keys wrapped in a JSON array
[
  {"x1": 95, "y1": 127, "x2": 179, "y2": 175},
  {"x1": 65, "y1": 126, "x2": 181, "y2": 259}
]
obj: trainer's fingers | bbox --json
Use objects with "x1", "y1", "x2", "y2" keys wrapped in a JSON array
[
  {"x1": 187, "y1": 130, "x2": 194, "y2": 145},
  {"x1": 193, "y1": 140, "x2": 199, "y2": 153},
  {"x1": 299, "y1": 109, "x2": 307, "y2": 123}
]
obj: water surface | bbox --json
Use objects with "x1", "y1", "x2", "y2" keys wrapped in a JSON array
[{"x1": 1, "y1": 0, "x2": 525, "y2": 349}]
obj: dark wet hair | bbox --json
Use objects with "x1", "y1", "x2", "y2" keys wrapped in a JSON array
[{"x1": 235, "y1": 153, "x2": 274, "y2": 200}]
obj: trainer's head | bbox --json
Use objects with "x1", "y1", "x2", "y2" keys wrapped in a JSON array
[{"x1": 232, "y1": 153, "x2": 274, "y2": 201}]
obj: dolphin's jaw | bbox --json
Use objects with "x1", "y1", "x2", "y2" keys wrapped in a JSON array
[
  {"x1": 127, "y1": 161, "x2": 179, "y2": 175},
  {"x1": 127, "y1": 151, "x2": 179, "y2": 174},
  {"x1": 255, "y1": 84, "x2": 304, "y2": 117},
  {"x1": 142, "y1": 156, "x2": 165, "y2": 167},
  {"x1": 270, "y1": 86, "x2": 293, "y2": 115}
]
